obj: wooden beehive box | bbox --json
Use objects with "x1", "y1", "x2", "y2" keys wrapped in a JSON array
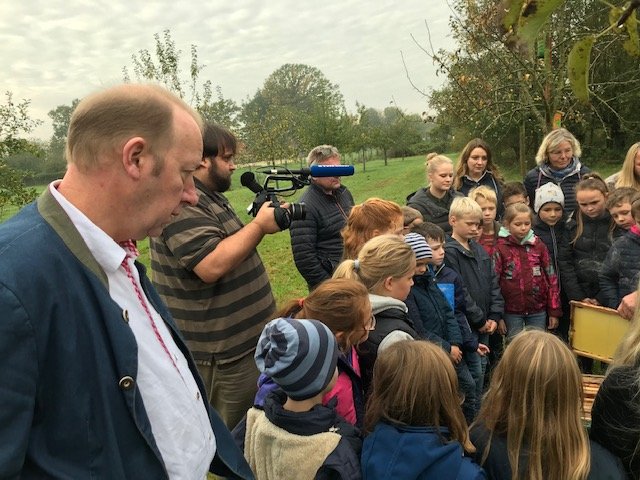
[
  {"x1": 570, "y1": 301, "x2": 630, "y2": 362},
  {"x1": 569, "y1": 301, "x2": 630, "y2": 423}
]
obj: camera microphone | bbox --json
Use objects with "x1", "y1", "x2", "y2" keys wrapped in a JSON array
[
  {"x1": 240, "y1": 172, "x2": 263, "y2": 193},
  {"x1": 309, "y1": 164, "x2": 355, "y2": 177},
  {"x1": 259, "y1": 165, "x2": 355, "y2": 177}
]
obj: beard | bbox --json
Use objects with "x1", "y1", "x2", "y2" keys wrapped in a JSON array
[{"x1": 208, "y1": 165, "x2": 232, "y2": 192}]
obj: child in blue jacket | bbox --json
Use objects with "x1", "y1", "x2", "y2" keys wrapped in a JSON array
[
  {"x1": 404, "y1": 232, "x2": 477, "y2": 424},
  {"x1": 414, "y1": 222, "x2": 489, "y2": 422},
  {"x1": 362, "y1": 340, "x2": 485, "y2": 479}
]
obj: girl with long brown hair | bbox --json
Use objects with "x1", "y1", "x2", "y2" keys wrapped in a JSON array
[
  {"x1": 454, "y1": 139, "x2": 504, "y2": 216},
  {"x1": 471, "y1": 330, "x2": 625, "y2": 480},
  {"x1": 361, "y1": 340, "x2": 484, "y2": 479},
  {"x1": 570, "y1": 173, "x2": 619, "y2": 306}
]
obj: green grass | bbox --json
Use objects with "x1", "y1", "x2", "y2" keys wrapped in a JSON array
[{"x1": 2, "y1": 157, "x2": 621, "y2": 309}]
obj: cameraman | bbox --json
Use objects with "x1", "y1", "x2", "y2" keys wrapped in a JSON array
[
  {"x1": 150, "y1": 123, "x2": 280, "y2": 430},
  {"x1": 290, "y1": 145, "x2": 354, "y2": 290}
]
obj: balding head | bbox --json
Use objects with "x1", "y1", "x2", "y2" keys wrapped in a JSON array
[{"x1": 66, "y1": 84, "x2": 202, "y2": 172}]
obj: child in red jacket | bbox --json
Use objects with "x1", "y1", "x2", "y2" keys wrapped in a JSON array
[{"x1": 494, "y1": 203, "x2": 561, "y2": 340}]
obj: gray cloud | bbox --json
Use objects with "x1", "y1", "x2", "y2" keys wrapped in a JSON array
[{"x1": 1, "y1": 0, "x2": 455, "y2": 139}]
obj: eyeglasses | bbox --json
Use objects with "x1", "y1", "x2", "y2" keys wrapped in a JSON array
[{"x1": 365, "y1": 314, "x2": 377, "y2": 331}]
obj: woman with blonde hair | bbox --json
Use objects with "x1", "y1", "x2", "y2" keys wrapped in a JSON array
[
  {"x1": 523, "y1": 128, "x2": 591, "y2": 217},
  {"x1": 407, "y1": 153, "x2": 463, "y2": 234},
  {"x1": 341, "y1": 198, "x2": 403, "y2": 259},
  {"x1": 361, "y1": 340, "x2": 485, "y2": 479},
  {"x1": 333, "y1": 234, "x2": 417, "y2": 394},
  {"x1": 591, "y1": 294, "x2": 640, "y2": 478},
  {"x1": 605, "y1": 141, "x2": 640, "y2": 191},
  {"x1": 471, "y1": 330, "x2": 625, "y2": 480}
]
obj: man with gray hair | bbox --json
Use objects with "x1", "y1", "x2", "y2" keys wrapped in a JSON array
[{"x1": 290, "y1": 144, "x2": 354, "y2": 289}]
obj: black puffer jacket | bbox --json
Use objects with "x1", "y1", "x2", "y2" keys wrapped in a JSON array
[
  {"x1": 569, "y1": 212, "x2": 616, "y2": 301},
  {"x1": 600, "y1": 229, "x2": 640, "y2": 308},
  {"x1": 289, "y1": 184, "x2": 354, "y2": 289},
  {"x1": 533, "y1": 217, "x2": 583, "y2": 301},
  {"x1": 358, "y1": 295, "x2": 417, "y2": 396},
  {"x1": 407, "y1": 188, "x2": 463, "y2": 234}
]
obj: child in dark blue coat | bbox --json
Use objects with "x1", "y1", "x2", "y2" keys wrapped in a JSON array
[
  {"x1": 361, "y1": 340, "x2": 485, "y2": 479},
  {"x1": 414, "y1": 222, "x2": 489, "y2": 421},
  {"x1": 444, "y1": 197, "x2": 504, "y2": 394},
  {"x1": 234, "y1": 318, "x2": 362, "y2": 480},
  {"x1": 404, "y1": 232, "x2": 477, "y2": 424},
  {"x1": 532, "y1": 182, "x2": 582, "y2": 341},
  {"x1": 600, "y1": 197, "x2": 640, "y2": 309}
]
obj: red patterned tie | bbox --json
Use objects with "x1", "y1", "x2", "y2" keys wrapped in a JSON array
[{"x1": 120, "y1": 240, "x2": 178, "y2": 372}]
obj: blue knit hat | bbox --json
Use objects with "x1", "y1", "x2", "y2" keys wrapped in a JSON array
[
  {"x1": 404, "y1": 232, "x2": 432, "y2": 260},
  {"x1": 255, "y1": 318, "x2": 339, "y2": 401}
]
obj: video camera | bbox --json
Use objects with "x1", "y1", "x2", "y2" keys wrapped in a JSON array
[{"x1": 240, "y1": 164, "x2": 355, "y2": 230}]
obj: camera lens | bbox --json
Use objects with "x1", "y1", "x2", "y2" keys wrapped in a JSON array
[{"x1": 288, "y1": 203, "x2": 306, "y2": 221}]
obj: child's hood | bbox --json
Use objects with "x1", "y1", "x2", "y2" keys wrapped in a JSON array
[
  {"x1": 498, "y1": 225, "x2": 535, "y2": 245},
  {"x1": 368, "y1": 294, "x2": 408, "y2": 314}
]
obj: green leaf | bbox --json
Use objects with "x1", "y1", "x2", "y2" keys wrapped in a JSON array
[
  {"x1": 609, "y1": 5, "x2": 640, "y2": 56},
  {"x1": 609, "y1": 6, "x2": 624, "y2": 29},
  {"x1": 516, "y1": 0, "x2": 566, "y2": 50},
  {"x1": 623, "y1": 10, "x2": 640, "y2": 57},
  {"x1": 568, "y1": 35, "x2": 595, "y2": 104},
  {"x1": 502, "y1": 0, "x2": 526, "y2": 33}
]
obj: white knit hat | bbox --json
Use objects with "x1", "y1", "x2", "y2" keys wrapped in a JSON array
[{"x1": 534, "y1": 183, "x2": 565, "y2": 213}]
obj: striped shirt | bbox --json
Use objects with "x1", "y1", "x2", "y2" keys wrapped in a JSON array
[{"x1": 150, "y1": 179, "x2": 276, "y2": 365}]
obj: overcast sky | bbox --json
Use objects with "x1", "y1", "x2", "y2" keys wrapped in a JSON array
[{"x1": 2, "y1": 0, "x2": 456, "y2": 140}]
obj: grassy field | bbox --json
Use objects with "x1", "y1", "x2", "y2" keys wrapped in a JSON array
[
  {"x1": 2, "y1": 156, "x2": 620, "y2": 309},
  {"x1": 144, "y1": 154, "x2": 434, "y2": 305}
]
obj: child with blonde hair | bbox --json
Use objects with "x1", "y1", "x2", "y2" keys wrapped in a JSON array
[
  {"x1": 341, "y1": 198, "x2": 403, "y2": 259},
  {"x1": 468, "y1": 186, "x2": 500, "y2": 256},
  {"x1": 445, "y1": 197, "x2": 503, "y2": 392},
  {"x1": 361, "y1": 340, "x2": 485, "y2": 479},
  {"x1": 407, "y1": 153, "x2": 463, "y2": 233},
  {"x1": 253, "y1": 278, "x2": 372, "y2": 427},
  {"x1": 494, "y1": 203, "x2": 561, "y2": 339},
  {"x1": 333, "y1": 235, "x2": 418, "y2": 394},
  {"x1": 471, "y1": 330, "x2": 626, "y2": 480}
]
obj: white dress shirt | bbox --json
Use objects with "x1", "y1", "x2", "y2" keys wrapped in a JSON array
[{"x1": 49, "y1": 182, "x2": 215, "y2": 479}]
